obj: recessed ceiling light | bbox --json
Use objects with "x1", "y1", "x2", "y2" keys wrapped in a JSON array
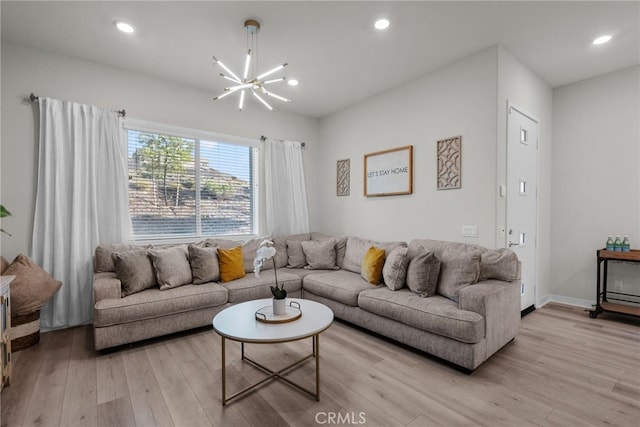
[
  {"x1": 593, "y1": 35, "x2": 612, "y2": 45},
  {"x1": 374, "y1": 18, "x2": 390, "y2": 31},
  {"x1": 114, "y1": 20, "x2": 135, "y2": 34},
  {"x1": 288, "y1": 79, "x2": 299, "y2": 86}
]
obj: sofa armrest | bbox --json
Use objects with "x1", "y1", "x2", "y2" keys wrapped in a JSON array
[
  {"x1": 459, "y1": 279, "x2": 520, "y2": 355},
  {"x1": 94, "y1": 272, "x2": 122, "y2": 302}
]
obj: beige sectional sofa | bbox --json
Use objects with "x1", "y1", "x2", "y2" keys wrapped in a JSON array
[{"x1": 92, "y1": 232, "x2": 520, "y2": 371}]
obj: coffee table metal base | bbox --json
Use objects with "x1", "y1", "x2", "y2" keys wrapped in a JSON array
[{"x1": 221, "y1": 334, "x2": 320, "y2": 406}]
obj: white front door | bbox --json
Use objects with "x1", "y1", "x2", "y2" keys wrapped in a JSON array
[{"x1": 506, "y1": 104, "x2": 539, "y2": 312}]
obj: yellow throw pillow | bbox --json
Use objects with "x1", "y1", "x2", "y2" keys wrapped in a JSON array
[
  {"x1": 218, "y1": 246, "x2": 246, "y2": 283},
  {"x1": 361, "y1": 246, "x2": 386, "y2": 285}
]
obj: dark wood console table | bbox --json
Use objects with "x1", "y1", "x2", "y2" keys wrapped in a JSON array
[{"x1": 590, "y1": 249, "x2": 640, "y2": 318}]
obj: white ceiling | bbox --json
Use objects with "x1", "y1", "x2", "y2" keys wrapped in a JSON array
[{"x1": 2, "y1": 1, "x2": 638, "y2": 118}]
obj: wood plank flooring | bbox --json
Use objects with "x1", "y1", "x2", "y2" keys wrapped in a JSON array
[{"x1": 2, "y1": 303, "x2": 639, "y2": 426}]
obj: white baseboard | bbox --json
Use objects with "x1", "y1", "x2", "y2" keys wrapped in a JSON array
[{"x1": 537, "y1": 294, "x2": 594, "y2": 309}]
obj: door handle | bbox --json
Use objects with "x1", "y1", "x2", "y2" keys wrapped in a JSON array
[{"x1": 507, "y1": 229, "x2": 520, "y2": 247}]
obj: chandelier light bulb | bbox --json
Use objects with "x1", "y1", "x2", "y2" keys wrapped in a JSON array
[
  {"x1": 239, "y1": 90, "x2": 246, "y2": 111},
  {"x1": 263, "y1": 77, "x2": 286, "y2": 85},
  {"x1": 213, "y1": 57, "x2": 241, "y2": 83},
  {"x1": 252, "y1": 90, "x2": 274, "y2": 111},
  {"x1": 257, "y1": 63, "x2": 288, "y2": 81},
  {"x1": 243, "y1": 50, "x2": 252, "y2": 80}
]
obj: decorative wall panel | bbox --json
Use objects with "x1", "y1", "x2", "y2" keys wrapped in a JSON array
[
  {"x1": 437, "y1": 136, "x2": 461, "y2": 190},
  {"x1": 337, "y1": 159, "x2": 350, "y2": 196}
]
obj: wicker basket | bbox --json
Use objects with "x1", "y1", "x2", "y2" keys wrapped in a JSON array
[{"x1": 11, "y1": 310, "x2": 40, "y2": 352}]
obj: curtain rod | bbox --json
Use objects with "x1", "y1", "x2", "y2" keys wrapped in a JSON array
[
  {"x1": 29, "y1": 93, "x2": 126, "y2": 117},
  {"x1": 260, "y1": 135, "x2": 305, "y2": 147}
]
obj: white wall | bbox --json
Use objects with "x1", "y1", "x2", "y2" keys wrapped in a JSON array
[
  {"x1": 0, "y1": 41, "x2": 319, "y2": 260},
  {"x1": 551, "y1": 66, "x2": 640, "y2": 306},
  {"x1": 4, "y1": 39, "x2": 638, "y2": 309},
  {"x1": 497, "y1": 47, "x2": 553, "y2": 306},
  {"x1": 314, "y1": 47, "x2": 499, "y2": 246}
]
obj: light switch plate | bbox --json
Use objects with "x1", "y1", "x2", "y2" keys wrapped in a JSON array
[{"x1": 462, "y1": 226, "x2": 478, "y2": 237}]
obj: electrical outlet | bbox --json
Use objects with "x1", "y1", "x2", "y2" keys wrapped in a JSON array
[
  {"x1": 614, "y1": 280, "x2": 623, "y2": 291},
  {"x1": 462, "y1": 226, "x2": 478, "y2": 237}
]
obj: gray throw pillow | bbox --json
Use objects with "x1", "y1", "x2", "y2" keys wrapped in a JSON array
[
  {"x1": 438, "y1": 248, "x2": 482, "y2": 302},
  {"x1": 406, "y1": 247, "x2": 441, "y2": 297},
  {"x1": 273, "y1": 233, "x2": 310, "y2": 268},
  {"x1": 112, "y1": 250, "x2": 157, "y2": 297},
  {"x1": 95, "y1": 243, "x2": 145, "y2": 273},
  {"x1": 286, "y1": 240, "x2": 308, "y2": 268},
  {"x1": 382, "y1": 246, "x2": 410, "y2": 290},
  {"x1": 188, "y1": 245, "x2": 220, "y2": 284},
  {"x1": 301, "y1": 240, "x2": 339, "y2": 270},
  {"x1": 479, "y1": 248, "x2": 519, "y2": 281},
  {"x1": 311, "y1": 233, "x2": 348, "y2": 268},
  {"x1": 148, "y1": 245, "x2": 193, "y2": 290}
]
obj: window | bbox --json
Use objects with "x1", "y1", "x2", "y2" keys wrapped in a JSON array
[{"x1": 126, "y1": 122, "x2": 259, "y2": 239}]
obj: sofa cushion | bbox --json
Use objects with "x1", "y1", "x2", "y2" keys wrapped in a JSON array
[
  {"x1": 438, "y1": 248, "x2": 482, "y2": 302},
  {"x1": 361, "y1": 246, "x2": 386, "y2": 285},
  {"x1": 303, "y1": 270, "x2": 373, "y2": 307},
  {"x1": 95, "y1": 242, "x2": 146, "y2": 273},
  {"x1": 223, "y1": 270, "x2": 302, "y2": 303},
  {"x1": 311, "y1": 233, "x2": 347, "y2": 268},
  {"x1": 218, "y1": 246, "x2": 246, "y2": 283},
  {"x1": 302, "y1": 240, "x2": 339, "y2": 270},
  {"x1": 358, "y1": 288, "x2": 485, "y2": 343},
  {"x1": 273, "y1": 233, "x2": 310, "y2": 268},
  {"x1": 4, "y1": 254, "x2": 62, "y2": 315},
  {"x1": 406, "y1": 247, "x2": 441, "y2": 297},
  {"x1": 113, "y1": 250, "x2": 158, "y2": 297},
  {"x1": 286, "y1": 240, "x2": 308, "y2": 268},
  {"x1": 188, "y1": 245, "x2": 220, "y2": 284},
  {"x1": 382, "y1": 246, "x2": 409, "y2": 290},
  {"x1": 148, "y1": 245, "x2": 193, "y2": 291},
  {"x1": 343, "y1": 237, "x2": 406, "y2": 274},
  {"x1": 93, "y1": 282, "x2": 228, "y2": 327},
  {"x1": 281, "y1": 267, "x2": 337, "y2": 280},
  {"x1": 479, "y1": 249, "x2": 519, "y2": 282}
]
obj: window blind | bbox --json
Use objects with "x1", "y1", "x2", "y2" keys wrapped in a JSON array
[{"x1": 127, "y1": 128, "x2": 258, "y2": 239}]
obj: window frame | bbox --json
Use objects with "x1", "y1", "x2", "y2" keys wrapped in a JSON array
[{"x1": 124, "y1": 118, "x2": 261, "y2": 243}]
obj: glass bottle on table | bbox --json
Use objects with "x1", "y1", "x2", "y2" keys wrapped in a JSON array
[{"x1": 622, "y1": 236, "x2": 630, "y2": 253}]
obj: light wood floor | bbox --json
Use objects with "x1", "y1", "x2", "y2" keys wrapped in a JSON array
[{"x1": 2, "y1": 303, "x2": 639, "y2": 427}]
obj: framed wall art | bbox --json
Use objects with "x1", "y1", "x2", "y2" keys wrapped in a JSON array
[
  {"x1": 437, "y1": 136, "x2": 461, "y2": 190},
  {"x1": 336, "y1": 159, "x2": 350, "y2": 196},
  {"x1": 364, "y1": 145, "x2": 413, "y2": 197}
]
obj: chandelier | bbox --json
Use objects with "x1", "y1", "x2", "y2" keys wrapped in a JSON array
[{"x1": 213, "y1": 19, "x2": 290, "y2": 111}]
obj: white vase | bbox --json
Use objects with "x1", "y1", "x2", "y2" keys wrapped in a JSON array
[{"x1": 273, "y1": 298, "x2": 287, "y2": 316}]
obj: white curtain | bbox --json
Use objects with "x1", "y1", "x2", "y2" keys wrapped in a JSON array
[
  {"x1": 264, "y1": 139, "x2": 310, "y2": 235},
  {"x1": 33, "y1": 98, "x2": 131, "y2": 329}
]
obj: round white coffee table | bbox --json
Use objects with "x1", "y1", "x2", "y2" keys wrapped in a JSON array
[{"x1": 212, "y1": 298, "x2": 333, "y2": 405}]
